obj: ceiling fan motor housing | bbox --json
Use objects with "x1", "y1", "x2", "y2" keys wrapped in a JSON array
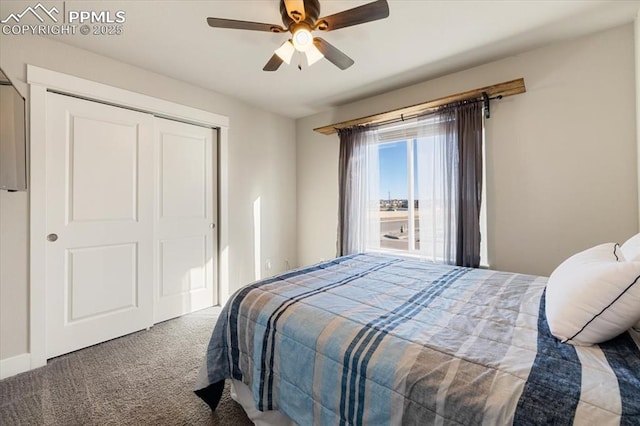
[{"x1": 279, "y1": 0, "x2": 321, "y2": 28}]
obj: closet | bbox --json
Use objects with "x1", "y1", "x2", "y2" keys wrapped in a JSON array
[{"x1": 44, "y1": 92, "x2": 217, "y2": 358}]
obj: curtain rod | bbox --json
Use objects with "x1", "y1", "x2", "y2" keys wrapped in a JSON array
[
  {"x1": 313, "y1": 78, "x2": 526, "y2": 135},
  {"x1": 373, "y1": 94, "x2": 504, "y2": 130}
]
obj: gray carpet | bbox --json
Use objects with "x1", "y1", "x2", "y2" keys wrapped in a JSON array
[{"x1": 0, "y1": 308, "x2": 252, "y2": 425}]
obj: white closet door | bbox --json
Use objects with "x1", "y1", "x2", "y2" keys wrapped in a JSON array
[
  {"x1": 154, "y1": 118, "x2": 217, "y2": 323},
  {"x1": 45, "y1": 93, "x2": 155, "y2": 358}
]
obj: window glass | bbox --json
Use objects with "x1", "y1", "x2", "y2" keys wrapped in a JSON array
[{"x1": 378, "y1": 140, "x2": 409, "y2": 251}]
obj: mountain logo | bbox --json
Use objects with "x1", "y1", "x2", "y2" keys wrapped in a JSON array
[{"x1": 1, "y1": 3, "x2": 59, "y2": 24}]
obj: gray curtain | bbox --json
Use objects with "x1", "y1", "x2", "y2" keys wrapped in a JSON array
[
  {"x1": 454, "y1": 102, "x2": 483, "y2": 267},
  {"x1": 337, "y1": 127, "x2": 356, "y2": 257}
]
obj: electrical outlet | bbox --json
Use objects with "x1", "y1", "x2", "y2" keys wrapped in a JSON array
[{"x1": 265, "y1": 259, "x2": 272, "y2": 271}]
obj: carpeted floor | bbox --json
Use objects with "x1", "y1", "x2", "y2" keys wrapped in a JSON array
[{"x1": 0, "y1": 308, "x2": 252, "y2": 425}]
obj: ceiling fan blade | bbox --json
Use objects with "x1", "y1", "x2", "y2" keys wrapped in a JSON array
[
  {"x1": 283, "y1": 0, "x2": 305, "y2": 23},
  {"x1": 207, "y1": 17, "x2": 285, "y2": 33},
  {"x1": 316, "y1": 0, "x2": 389, "y2": 32},
  {"x1": 313, "y1": 37, "x2": 354, "y2": 70},
  {"x1": 263, "y1": 53, "x2": 285, "y2": 71}
]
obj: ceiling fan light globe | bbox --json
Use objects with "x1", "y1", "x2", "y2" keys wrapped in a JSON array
[
  {"x1": 305, "y1": 44, "x2": 324, "y2": 66},
  {"x1": 292, "y1": 28, "x2": 313, "y2": 52},
  {"x1": 274, "y1": 40, "x2": 295, "y2": 64}
]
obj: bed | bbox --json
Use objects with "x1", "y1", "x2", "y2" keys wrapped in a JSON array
[{"x1": 194, "y1": 253, "x2": 640, "y2": 425}]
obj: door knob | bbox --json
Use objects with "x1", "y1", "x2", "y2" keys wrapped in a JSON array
[
  {"x1": 210, "y1": 223, "x2": 215, "y2": 229},
  {"x1": 47, "y1": 233, "x2": 58, "y2": 242}
]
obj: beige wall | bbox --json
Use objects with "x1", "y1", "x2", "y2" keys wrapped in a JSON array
[
  {"x1": 297, "y1": 24, "x2": 638, "y2": 276},
  {"x1": 0, "y1": 35, "x2": 297, "y2": 360},
  {"x1": 0, "y1": 190, "x2": 29, "y2": 359}
]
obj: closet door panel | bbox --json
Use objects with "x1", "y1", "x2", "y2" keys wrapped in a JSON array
[
  {"x1": 45, "y1": 93, "x2": 154, "y2": 358},
  {"x1": 154, "y1": 118, "x2": 217, "y2": 323}
]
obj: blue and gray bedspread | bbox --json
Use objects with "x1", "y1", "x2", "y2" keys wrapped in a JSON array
[{"x1": 195, "y1": 253, "x2": 640, "y2": 425}]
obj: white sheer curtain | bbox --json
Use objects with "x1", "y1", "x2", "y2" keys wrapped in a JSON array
[
  {"x1": 416, "y1": 112, "x2": 458, "y2": 264},
  {"x1": 337, "y1": 127, "x2": 380, "y2": 256},
  {"x1": 367, "y1": 140, "x2": 380, "y2": 251}
]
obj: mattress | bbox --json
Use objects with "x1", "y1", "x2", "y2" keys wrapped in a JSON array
[{"x1": 195, "y1": 253, "x2": 640, "y2": 425}]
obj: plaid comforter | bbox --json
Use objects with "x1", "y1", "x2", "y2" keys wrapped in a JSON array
[{"x1": 195, "y1": 253, "x2": 640, "y2": 425}]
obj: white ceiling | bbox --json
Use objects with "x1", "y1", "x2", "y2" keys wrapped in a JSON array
[{"x1": 3, "y1": 0, "x2": 640, "y2": 118}]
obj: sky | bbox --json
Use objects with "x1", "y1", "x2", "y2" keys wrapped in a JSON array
[{"x1": 378, "y1": 141, "x2": 407, "y2": 200}]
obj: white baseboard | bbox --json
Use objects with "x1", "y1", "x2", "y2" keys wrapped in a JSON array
[{"x1": 0, "y1": 353, "x2": 31, "y2": 380}]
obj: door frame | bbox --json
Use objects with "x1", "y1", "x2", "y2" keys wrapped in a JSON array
[{"x1": 27, "y1": 65, "x2": 230, "y2": 370}]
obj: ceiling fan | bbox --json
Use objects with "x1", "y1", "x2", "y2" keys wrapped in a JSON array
[{"x1": 206, "y1": 0, "x2": 390, "y2": 71}]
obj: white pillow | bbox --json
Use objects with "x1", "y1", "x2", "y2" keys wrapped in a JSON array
[
  {"x1": 614, "y1": 245, "x2": 640, "y2": 332},
  {"x1": 621, "y1": 232, "x2": 640, "y2": 261},
  {"x1": 545, "y1": 243, "x2": 640, "y2": 345},
  {"x1": 618, "y1": 244, "x2": 640, "y2": 333}
]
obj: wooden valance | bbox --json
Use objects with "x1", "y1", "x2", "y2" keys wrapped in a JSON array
[{"x1": 314, "y1": 78, "x2": 526, "y2": 135}]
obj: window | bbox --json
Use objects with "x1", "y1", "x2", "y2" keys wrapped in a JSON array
[
  {"x1": 337, "y1": 102, "x2": 485, "y2": 267},
  {"x1": 367, "y1": 118, "x2": 487, "y2": 264}
]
